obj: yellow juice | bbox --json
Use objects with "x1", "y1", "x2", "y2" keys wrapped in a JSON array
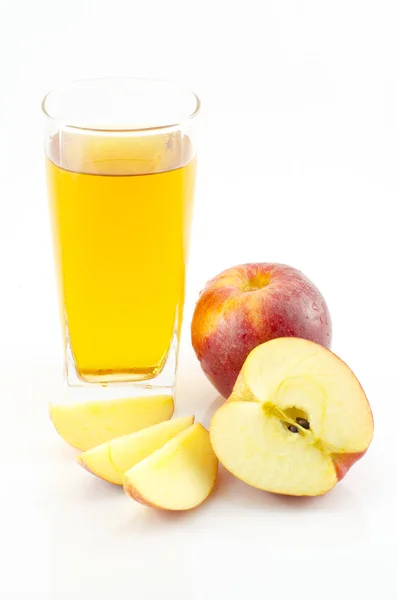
[{"x1": 46, "y1": 132, "x2": 196, "y2": 381}]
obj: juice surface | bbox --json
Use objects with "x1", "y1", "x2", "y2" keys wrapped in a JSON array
[{"x1": 46, "y1": 133, "x2": 196, "y2": 381}]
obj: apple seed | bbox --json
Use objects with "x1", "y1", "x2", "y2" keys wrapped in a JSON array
[
  {"x1": 287, "y1": 425, "x2": 299, "y2": 433},
  {"x1": 296, "y1": 417, "x2": 310, "y2": 430}
]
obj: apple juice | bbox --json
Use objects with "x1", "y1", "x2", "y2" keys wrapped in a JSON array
[{"x1": 46, "y1": 132, "x2": 196, "y2": 381}]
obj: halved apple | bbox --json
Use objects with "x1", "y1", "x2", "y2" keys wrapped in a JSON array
[
  {"x1": 124, "y1": 423, "x2": 218, "y2": 510},
  {"x1": 78, "y1": 415, "x2": 194, "y2": 484},
  {"x1": 210, "y1": 338, "x2": 374, "y2": 496},
  {"x1": 50, "y1": 395, "x2": 174, "y2": 451}
]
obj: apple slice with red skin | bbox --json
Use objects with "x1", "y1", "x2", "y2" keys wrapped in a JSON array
[
  {"x1": 50, "y1": 395, "x2": 174, "y2": 451},
  {"x1": 124, "y1": 424, "x2": 218, "y2": 510},
  {"x1": 210, "y1": 338, "x2": 373, "y2": 497},
  {"x1": 78, "y1": 416, "x2": 195, "y2": 485}
]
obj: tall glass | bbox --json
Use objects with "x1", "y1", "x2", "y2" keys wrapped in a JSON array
[{"x1": 43, "y1": 78, "x2": 199, "y2": 401}]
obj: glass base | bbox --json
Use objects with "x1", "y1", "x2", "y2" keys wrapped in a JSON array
[{"x1": 61, "y1": 330, "x2": 179, "y2": 404}]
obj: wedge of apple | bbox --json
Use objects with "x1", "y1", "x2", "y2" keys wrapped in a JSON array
[
  {"x1": 210, "y1": 338, "x2": 374, "y2": 496},
  {"x1": 124, "y1": 423, "x2": 218, "y2": 510},
  {"x1": 78, "y1": 415, "x2": 195, "y2": 484},
  {"x1": 50, "y1": 395, "x2": 174, "y2": 451}
]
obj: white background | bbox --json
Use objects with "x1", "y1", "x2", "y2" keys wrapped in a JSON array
[{"x1": 1, "y1": 1, "x2": 396, "y2": 598}]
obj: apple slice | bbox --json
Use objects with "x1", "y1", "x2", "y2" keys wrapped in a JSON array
[
  {"x1": 210, "y1": 338, "x2": 374, "y2": 496},
  {"x1": 124, "y1": 423, "x2": 218, "y2": 510},
  {"x1": 78, "y1": 415, "x2": 194, "y2": 484},
  {"x1": 50, "y1": 395, "x2": 174, "y2": 451}
]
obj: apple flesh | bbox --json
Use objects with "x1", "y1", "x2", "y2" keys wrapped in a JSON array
[
  {"x1": 192, "y1": 263, "x2": 332, "y2": 398},
  {"x1": 210, "y1": 338, "x2": 373, "y2": 496},
  {"x1": 78, "y1": 415, "x2": 194, "y2": 485},
  {"x1": 49, "y1": 395, "x2": 174, "y2": 451},
  {"x1": 124, "y1": 423, "x2": 218, "y2": 510}
]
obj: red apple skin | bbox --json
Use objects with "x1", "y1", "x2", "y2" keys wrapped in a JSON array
[
  {"x1": 332, "y1": 451, "x2": 368, "y2": 481},
  {"x1": 124, "y1": 481, "x2": 217, "y2": 511},
  {"x1": 191, "y1": 263, "x2": 332, "y2": 398},
  {"x1": 124, "y1": 482, "x2": 157, "y2": 509}
]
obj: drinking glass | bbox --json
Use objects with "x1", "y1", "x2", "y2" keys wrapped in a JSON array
[{"x1": 42, "y1": 78, "x2": 199, "y2": 401}]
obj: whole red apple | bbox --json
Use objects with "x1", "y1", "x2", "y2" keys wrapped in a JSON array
[{"x1": 191, "y1": 263, "x2": 332, "y2": 398}]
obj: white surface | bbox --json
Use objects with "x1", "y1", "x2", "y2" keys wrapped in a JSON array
[{"x1": 1, "y1": 1, "x2": 396, "y2": 598}]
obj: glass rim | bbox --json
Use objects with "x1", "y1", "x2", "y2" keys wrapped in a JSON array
[{"x1": 41, "y1": 77, "x2": 201, "y2": 133}]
